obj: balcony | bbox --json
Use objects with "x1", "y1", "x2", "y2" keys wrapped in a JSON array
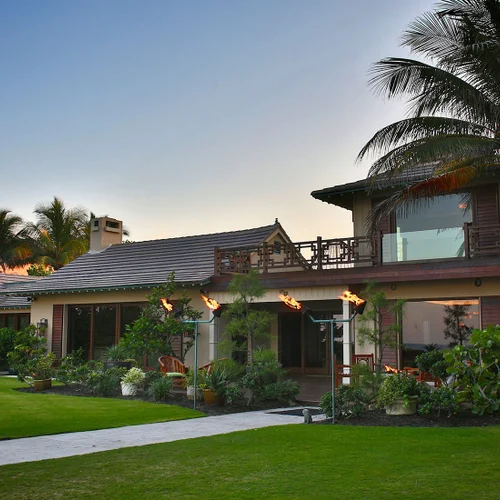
[{"x1": 214, "y1": 223, "x2": 500, "y2": 275}]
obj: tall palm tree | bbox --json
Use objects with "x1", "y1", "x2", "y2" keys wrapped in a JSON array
[
  {"x1": 358, "y1": 0, "x2": 500, "y2": 228},
  {"x1": 27, "y1": 197, "x2": 89, "y2": 270},
  {"x1": 0, "y1": 210, "x2": 32, "y2": 272}
]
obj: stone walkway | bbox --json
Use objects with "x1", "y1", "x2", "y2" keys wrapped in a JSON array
[{"x1": 0, "y1": 408, "x2": 322, "y2": 467}]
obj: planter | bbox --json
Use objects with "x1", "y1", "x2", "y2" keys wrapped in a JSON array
[
  {"x1": 203, "y1": 388, "x2": 224, "y2": 406},
  {"x1": 104, "y1": 361, "x2": 133, "y2": 371},
  {"x1": 33, "y1": 378, "x2": 52, "y2": 392},
  {"x1": 121, "y1": 382, "x2": 138, "y2": 396},
  {"x1": 385, "y1": 396, "x2": 418, "y2": 415},
  {"x1": 186, "y1": 386, "x2": 204, "y2": 401}
]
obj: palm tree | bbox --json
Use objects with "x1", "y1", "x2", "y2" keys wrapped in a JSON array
[
  {"x1": 358, "y1": 0, "x2": 500, "y2": 228},
  {"x1": 27, "y1": 197, "x2": 89, "y2": 270},
  {"x1": 0, "y1": 210, "x2": 32, "y2": 272}
]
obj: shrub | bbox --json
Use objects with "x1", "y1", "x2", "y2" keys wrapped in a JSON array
[
  {"x1": 415, "y1": 349, "x2": 448, "y2": 384},
  {"x1": 260, "y1": 380, "x2": 300, "y2": 404},
  {"x1": 444, "y1": 324, "x2": 500, "y2": 415},
  {"x1": 0, "y1": 327, "x2": 16, "y2": 369},
  {"x1": 376, "y1": 373, "x2": 425, "y2": 409},
  {"x1": 121, "y1": 367, "x2": 146, "y2": 386},
  {"x1": 143, "y1": 370, "x2": 163, "y2": 390},
  {"x1": 320, "y1": 385, "x2": 368, "y2": 419},
  {"x1": 85, "y1": 366, "x2": 126, "y2": 397},
  {"x1": 147, "y1": 376, "x2": 173, "y2": 402},
  {"x1": 418, "y1": 387, "x2": 460, "y2": 417},
  {"x1": 54, "y1": 348, "x2": 86, "y2": 385}
]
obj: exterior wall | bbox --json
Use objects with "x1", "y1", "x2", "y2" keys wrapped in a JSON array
[
  {"x1": 352, "y1": 192, "x2": 371, "y2": 237},
  {"x1": 29, "y1": 289, "x2": 213, "y2": 367}
]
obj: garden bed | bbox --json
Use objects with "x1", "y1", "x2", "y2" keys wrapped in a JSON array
[{"x1": 16, "y1": 383, "x2": 500, "y2": 426}]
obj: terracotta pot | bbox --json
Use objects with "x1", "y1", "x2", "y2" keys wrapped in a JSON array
[
  {"x1": 385, "y1": 396, "x2": 418, "y2": 415},
  {"x1": 203, "y1": 389, "x2": 224, "y2": 406},
  {"x1": 33, "y1": 379, "x2": 52, "y2": 392}
]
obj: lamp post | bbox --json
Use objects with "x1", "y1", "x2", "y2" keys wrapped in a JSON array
[
  {"x1": 161, "y1": 292, "x2": 223, "y2": 411},
  {"x1": 279, "y1": 291, "x2": 366, "y2": 424}
]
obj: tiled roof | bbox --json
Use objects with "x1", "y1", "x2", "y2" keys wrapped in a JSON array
[
  {"x1": 1, "y1": 223, "x2": 280, "y2": 296},
  {"x1": 0, "y1": 274, "x2": 38, "y2": 309},
  {"x1": 311, "y1": 164, "x2": 438, "y2": 210}
]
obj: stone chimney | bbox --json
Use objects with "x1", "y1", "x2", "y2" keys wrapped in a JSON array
[{"x1": 90, "y1": 217, "x2": 123, "y2": 252}]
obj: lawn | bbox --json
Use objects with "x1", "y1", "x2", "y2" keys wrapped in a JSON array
[
  {"x1": 0, "y1": 377, "x2": 202, "y2": 439},
  {"x1": 1, "y1": 425, "x2": 499, "y2": 499}
]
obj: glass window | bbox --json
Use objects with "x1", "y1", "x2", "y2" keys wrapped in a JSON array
[
  {"x1": 120, "y1": 304, "x2": 144, "y2": 336},
  {"x1": 384, "y1": 194, "x2": 472, "y2": 262},
  {"x1": 402, "y1": 299, "x2": 479, "y2": 366},
  {"x1": 93, "y1": 305, "x2": 117, "y2": 360},
  {"x1": 68, "y1": 306, "x2": 92, "y2": 359}
]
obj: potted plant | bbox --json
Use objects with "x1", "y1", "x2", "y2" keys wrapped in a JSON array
[
  {"x1": 376, "y1": 373, "x2": 422, "y2": 415},
  {"x1": 120, "y1": 367, "x2": 145, "y2": 396},
  {"x1": 103, "y1": 344, "x2": 135, "y2": 371},
  {"x1": 28, "y1": 353, "x2": 57, "y2": 391},
  {"x1": 200, "y1": 367, "x2": 228, "y2": 405}
]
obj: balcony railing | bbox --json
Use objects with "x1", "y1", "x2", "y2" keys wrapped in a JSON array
[{"x1": 214, "y1": 223, "x2": 500, "y2": 275}]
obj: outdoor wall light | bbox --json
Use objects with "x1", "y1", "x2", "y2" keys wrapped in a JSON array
[
  {"x1": 474, "y1": 278, "x2": 482, "y2": 287},
  {"x1": 36, "y1": 318, "x2": 48, "y2": 334}
]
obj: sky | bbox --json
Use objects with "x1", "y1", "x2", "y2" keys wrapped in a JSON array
[{"x1": 1, "y1": 0, "x2": 437, "y2": 243}]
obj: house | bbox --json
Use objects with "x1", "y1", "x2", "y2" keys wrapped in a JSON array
[
  {"x1": 3, "y1": 166, "x2": 500, "y2": 379},
  {"x1": 0, "y1": 217, "x2": 295, "y2": 367}
]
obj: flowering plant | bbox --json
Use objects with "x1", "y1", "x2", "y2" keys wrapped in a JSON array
[{"x1": 121, "y1": 367, "x2": 145, "y2": 386}]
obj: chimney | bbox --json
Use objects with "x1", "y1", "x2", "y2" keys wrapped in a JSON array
[{"x1": 90, "y1": 217, "x2": 123, "y2": 252}]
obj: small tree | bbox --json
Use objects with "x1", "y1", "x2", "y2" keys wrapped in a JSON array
[
  {"x1": 120, "y1": 272, "x2": 202, "y2": 366},
  {"x1": 443, "y1": 304, "x2": 473, "y2": 347},
  {"x1": 222, "y1": 270, "x2": 273, "y2": 366},
  {"x1": 356, "y1": 281, "x2": 405, "y2": 373}
]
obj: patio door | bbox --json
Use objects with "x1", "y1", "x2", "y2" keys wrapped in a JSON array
[{"x1": 304, "y1": 312, "x2": 330, "y2": 374}]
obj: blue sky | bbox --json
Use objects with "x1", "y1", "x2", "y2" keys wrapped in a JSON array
[{"x1": 1, "y1": 0, "x2": 436, "y2": 242}]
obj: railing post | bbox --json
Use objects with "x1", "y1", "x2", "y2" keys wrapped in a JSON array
[
  {"x1": 463, "y1": 222, "x2": 470, "y2": 259},
  {"x1": 316, "y1": 236, "x2": 323, "y2": 271},
  {"x1": 377, "y1": 231, "x2": 383, "y2": 266},
  {"x1": 262, "y1": 242, "x2": 269, "y2": 274}
]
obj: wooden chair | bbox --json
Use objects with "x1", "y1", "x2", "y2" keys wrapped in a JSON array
[
  {"x1": 158, "y1": 356, "x2": 187, "y2": 388},
  {"x1": 352, "y1": 353, "x2": 375, "y2": 371},
  {"x1": 335, "y1": 364, "x2": 356, "y2": 387},
  {"x1": 198, "y1": 358, "x2": 228, "y2": 375},
  {"x1": 417, "y1": 370, "x2": 442, "y2": 387}
]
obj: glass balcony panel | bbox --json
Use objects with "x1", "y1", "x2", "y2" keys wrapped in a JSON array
[{"x1": 382, "y1": 227, "x2": 465, "y2": 263}]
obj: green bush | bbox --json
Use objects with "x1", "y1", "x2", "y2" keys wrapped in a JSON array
[
  {"x1": 143, "y1": 370, "x2": 163, "y2": 390},
  {"x1": 0, "y1": 327, "x2": 16, "y2": 369},
  {"x1": 415, "y1": 349, "x2": 448, "y2": 383},
  {"x1": 260, "y1": 380, "x2": 300, "y2": 404},
  {"x1": 320, "y1": 385, "x2": 368, "y2": 419},
  {"x1": 376, "y1": 373, "x2": 426, "y2": 409},
  {"x1": 147, "y1": 376, "x2": 173, "y2": 402},
  {"x1": 444, "y1": 324, "x2": 500, "y2": 415},
  {"x1": 54, "y1": 348, "x2": 86, "y2": 385},
  {"x1": 418, "y1": 387, "x2": 460, "y2": 417},
  {"x1": 85, "y1": 366, "x2": 126, "y2": 397}
]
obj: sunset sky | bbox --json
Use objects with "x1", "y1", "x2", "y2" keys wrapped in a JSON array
[{"x1": 1, "y1": 0, "x2": 436, "y2": 243}]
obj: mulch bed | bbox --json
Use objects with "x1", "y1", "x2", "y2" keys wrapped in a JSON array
[{"x1": 16, "y1": 384, "x2": 500, "y2": 426}]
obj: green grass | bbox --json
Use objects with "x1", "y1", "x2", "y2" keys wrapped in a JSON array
[
  {"x1": 0, "y1": 377, "x2": 202, "y2": 439},
  {"x1": 1, "y1": 425, "x2": 499, "y2": 499}
]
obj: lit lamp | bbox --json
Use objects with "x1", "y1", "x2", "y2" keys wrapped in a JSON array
[
  {"x1": 278, "y1": 290, "x2": 366, "y2": 424},
  {"x1": 162, "y1": 290, "x2": 223, "y2": 410}
]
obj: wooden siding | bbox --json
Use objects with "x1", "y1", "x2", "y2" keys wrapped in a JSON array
[
  {"x1": 52, "y1": 305, "x2": 64, "y2": 358},
  {"x1": 473, "y1": 185, "x2": 499, "y2": 253},
  {"x1": 380, "y1": 304, "x2": 398, "y2": 368},
  {"x1": 481, "y1": 296, "x2": 500, "y2": 327}
]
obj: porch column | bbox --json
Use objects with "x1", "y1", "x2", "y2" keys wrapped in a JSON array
[
  {"x1": 208, "y1": 320, "x2": 217, "y2": 361},
  {"x1": 342, "y1": 299, "x2": 352, "y2": 384}
]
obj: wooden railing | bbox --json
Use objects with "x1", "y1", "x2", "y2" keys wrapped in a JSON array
[
  {"x1": 214, "y1": 236, "x2": 376, "y2": 275},
  {"x1": 214, "y1": 225, "x2": 500, "y2": 275}
]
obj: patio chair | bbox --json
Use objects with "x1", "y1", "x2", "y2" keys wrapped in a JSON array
[
  {"x1": 352, "y1": 353, "x2": 375, "y2": 371},
  {"x1": 158, "y1": 355, "x2": 187, "y2": 388}
]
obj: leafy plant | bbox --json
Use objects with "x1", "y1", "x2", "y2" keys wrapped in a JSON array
[
  {"x1": 147, "y1": 376, "x2": 174, "y2": 402},
  {"x1": 356, "y1": 281, "x2": 405, "y2": 373},
  {"x1": 320, "y1": 386, "x2": 368, "y2": 419},
  {"x1": 443, "y1": 305, "x2": 473, "y2": 347},
  {"x1": 418, "y1": 387, "x2": 460, "y2": 417},
  {"x1": 260, "y1": 380, "x2": 300, "y2": 404},
  {"x1": 102, "y1": 344, "x2": 133, "y2": 362},
  {"x1": 55, "y1": 348, "x2": 87, "y2": 385},
  {"x1": 120, "y1": 273, "x2": 202, "y2": 365},
  {"x1": 143, "y1": 370, "x2": 164, "y2": 390},
  {"x1": 0, "y1": 327, "x2": 16, "y2": 369},
  {"x1": 121, "y1": 367, "x2": 146, "y2": 386},
  {"x1": 444, "y1": 324, "x2": 500, "y2": 415},
  {"x1": 351, "y1": 362, "x2": 386, "y2": 401},
  {"x1": 85, "y1": 366, "x2": 126, "y2": 397},
  {"x1": 415, "y1": 349, "x2": 448, "y2": 385},
  {"x1": 376, "y1": 373, "x2": 425, "y2": 409},
  {"x1": 27, "y1": 352, "x2": 57, "y2": 380},
  {"x1": 222, "y1": 270, "x2": 274, "y2": 366},
  {"x1": 199, "y1": 367, "x2": 229, "y2": 398}
]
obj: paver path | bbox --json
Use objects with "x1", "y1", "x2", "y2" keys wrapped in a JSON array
[{"x1": 0, "y1": 408, "x2": 317, "y2": 466}]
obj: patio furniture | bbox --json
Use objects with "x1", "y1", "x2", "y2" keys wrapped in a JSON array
[
  {"x1": 417, "y1": 370, "x2": 442, "y2": 387},
  {"x1": 158, "y1": 356, "x2": 187, "y2": 388},
  {"x1": 352, "y1": 353, "x2": 375, "y2": 371},
  {"x1": 335, "y1": 364, "x2": 355, "y2": 387}
]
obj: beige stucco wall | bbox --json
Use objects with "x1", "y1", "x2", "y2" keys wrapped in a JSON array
[
  {"x1": 352, "y1": 192, "x2": 371, "y2": 237},
  {"x1": 29, "y1": 289, "x2": 214, "y2": 367}
]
